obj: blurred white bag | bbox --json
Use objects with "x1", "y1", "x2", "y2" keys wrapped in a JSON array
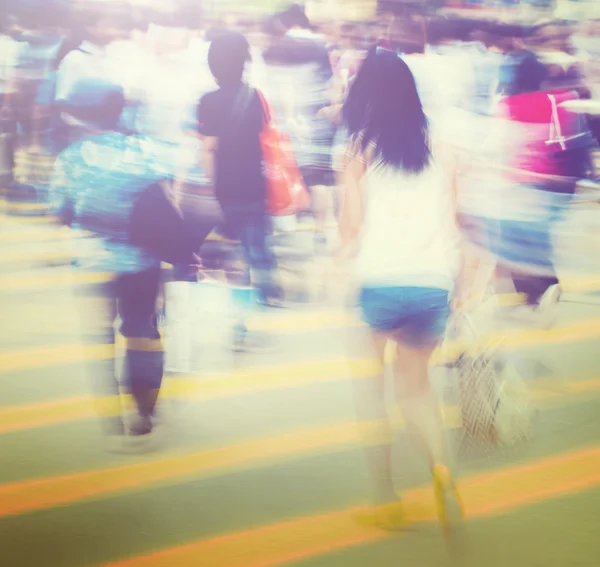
[
  {"x1": 164, "y1": 282, "x2": 193, "y2": 374},
  {"x1": 444, "y1": 305, "x2": 535, "y2": 455},
  {"x1": 494, "y1": 362, "x2": 535, "y2": 448},
  {"x1": 164, "y1": 278, "x2": 234, "y2": 375}
]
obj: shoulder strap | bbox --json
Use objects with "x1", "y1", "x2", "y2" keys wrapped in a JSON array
[
  {"x1": 230, "y1": 84, "x2": 256, "y2": 124},
  {"x1": 547, "y1": 93, "x2": 565, "y2": 149},
  {"x1": 255, "y1": 89, "x2": 272, "y2": 128}
]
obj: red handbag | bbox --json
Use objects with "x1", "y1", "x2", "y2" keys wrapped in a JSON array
[{"x1": 256, "y1": 90, "x2": 310, "y2": 216}]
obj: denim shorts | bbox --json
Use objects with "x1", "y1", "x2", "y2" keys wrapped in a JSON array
[{"x1": 359, "y1": 286, "x2": 450, "y2": 347}]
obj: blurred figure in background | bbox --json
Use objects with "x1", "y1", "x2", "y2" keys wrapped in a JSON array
[
  {"x1": 263, "y1": 4, "x2": 337, "y2": 252},
  {"x1": 338, "y1": 48, "x2": 463, "y2": 530},
  {"x1": 8, "y1": 0, "x2": 65, "y2": 150},
  {"x1": 573, "y1": 18, "x2": 600, "y2": 100},
  {"x1": 54, "y1": 1, "x2": 133, "y2": 146},
  {"x1": 534, "y1": 20, "x2": 589, "y2": 96},
  {"x1": 198, "y1": 31, "x2": 279, "y2": 351},
  {"x1": 489, "y1": 53, "x2": 594, "y2": 308},
  {"x1": 491, "y1": 23, "x2": 538, "y2": 99},
  {"x1": 0, "y1": 12, "x2": 23, "y2": 183},
  {"x1": 49, "y1": 79, "x2": 170, "y2": 449},
  {"x1": 133, "y1": 3, "x2": 218, "y2": 284},
  {"x1": 4, "y1": 1, "x2": 75, "y2": 208}
]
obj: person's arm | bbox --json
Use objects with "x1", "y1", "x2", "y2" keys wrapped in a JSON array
[
  {"x1": 196, "y1": 94, "x2": 220, "y2": 185},
  {"x1": 316, "y1": 103, "x2": 343, "y2": 124},
  {"x1": 337, "y1": 138, "x2": 367, "y2": 257},
  {"x1": 202, "y1": 136, "x2": 218, "y2": 185}
]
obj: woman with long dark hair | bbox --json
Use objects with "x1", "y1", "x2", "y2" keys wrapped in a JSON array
[{"x1": 338, "y1": 48, "x2": 464, "y2": 530}]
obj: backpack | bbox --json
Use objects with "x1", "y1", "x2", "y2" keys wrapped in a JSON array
[
  {"x1": 544, "y1": 91, "x2": 595, "y2": 179},
  {"x1": 504, "y1": 90, "x2": 595, "y2": 181},
  {"x1": 62, "y1": 135, "x2": 205, "y2": 265}
]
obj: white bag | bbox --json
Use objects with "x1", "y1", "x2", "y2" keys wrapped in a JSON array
[
  {"x1": 445, "y1": 306, "x2": 534, "y2": 455},
  {"x1": 164, "y1": 279, "x2": 234, "y2": 375}
]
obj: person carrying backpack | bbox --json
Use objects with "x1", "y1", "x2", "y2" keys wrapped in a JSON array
[
  {"x1": 49, "y1": 78, "x2": 189, "y2": 450},
  {"x1": 490, "y1": 53, "x2": 594, "y2": 307}
]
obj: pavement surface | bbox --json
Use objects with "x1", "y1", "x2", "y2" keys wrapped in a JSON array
[{"x1": 1, "y1": 203, "x2": 600, "y2": 567}]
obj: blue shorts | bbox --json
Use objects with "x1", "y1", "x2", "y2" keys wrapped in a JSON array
[{"x1": 359, "y1": 286, "x2": 450, "y2": 347}]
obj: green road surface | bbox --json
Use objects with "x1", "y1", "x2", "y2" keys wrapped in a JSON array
[{"x1": 1, "y1": 213, "x2": 600, "y2": 567}]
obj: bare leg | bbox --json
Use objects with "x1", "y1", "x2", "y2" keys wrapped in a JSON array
[
  {"x1": 392, "y1": 329, "x2": 465, "y2": 528},
  {"x1": 352, "y1": 330, "x2": 397, "y2": 504},
  {"x1": 393, "y1": 331, "x2": 448, "y2": 471}
]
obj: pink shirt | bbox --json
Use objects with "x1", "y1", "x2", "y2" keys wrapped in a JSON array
[{"x1": 498, "y1": 89, "x2": 582, "y2": 179}]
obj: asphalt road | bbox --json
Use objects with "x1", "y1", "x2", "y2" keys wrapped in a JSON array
[{"x1": 1, "y1": 210, "x2": 600, "y2": 567}]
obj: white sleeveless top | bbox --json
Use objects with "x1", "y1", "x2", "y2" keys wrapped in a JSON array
[{"x1": 355, "y1": 153, "x2": 461, "y2": 292}]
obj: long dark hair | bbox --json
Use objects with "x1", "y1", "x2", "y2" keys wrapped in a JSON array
[{"x1": 342, "y1": 47, "x2": 430, "y2": 173}]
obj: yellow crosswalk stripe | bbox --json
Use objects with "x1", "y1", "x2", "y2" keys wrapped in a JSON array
[
  {"x1": 0, "y1": 364, "x2": 597, "y2": 437},
  {"x1": 0, "y1": 317, "x2": 599, "y2": 435},
  {"x1": 0, "y1": 270, "x2": 113, "y2": 291},
  {"x1": 1, "y1": 316, "x2": 599, "y2": 375},
  {"x1": 0, "y1": 421, "x2": 359, "y2": 519},
  {"x1": 96, "y1": 445, "x2": 600, "y2": 567}
]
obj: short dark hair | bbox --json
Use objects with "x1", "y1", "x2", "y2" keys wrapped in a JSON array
[
  {"x1": 208, "y1": 31, "x2": 251, "y2": 86},
  {"x1": 279, "y1": 4, "x2": 310, "y2": 30}
]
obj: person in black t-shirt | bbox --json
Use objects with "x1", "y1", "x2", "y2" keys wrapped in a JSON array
[
  {"x1": 197, "y1": 33, "x2": 266, "y2": 211},
  {"x1": 197, "y1": 31, "x2": 280, "y2": 348}
]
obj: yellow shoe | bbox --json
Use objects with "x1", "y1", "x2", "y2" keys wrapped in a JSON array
[
  {"x1": 433, "y1": 465, "x2": 466, "y2": 531},
  {"x1": 354, "y1": 501, "x2": 407, "y2": 531}
]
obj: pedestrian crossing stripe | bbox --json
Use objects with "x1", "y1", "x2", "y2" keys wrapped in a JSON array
[
  {"x1": 0, "y1": 360, "x2": 599, "y2": 436},
  {"x1": 98, "y1": 444, "x2": 600, "y2": 567},
  {"x1": 1, "y1": 315, "x2": 599, "y2": 376}
]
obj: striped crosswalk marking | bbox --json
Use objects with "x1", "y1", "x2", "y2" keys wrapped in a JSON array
[
  {"x1": 1, "y1": 211, "x2": 599, "y2": 566},
  {"x1": 98, "y1": 445, "x2": 600, "y2": 567}
]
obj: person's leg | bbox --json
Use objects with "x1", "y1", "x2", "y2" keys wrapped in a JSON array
[
  {"x1": 117, "y1": 268, "x2": 164, "y2": 435},
  {"x1": 351, "y1": 326, "x2": 408, "y2": 528},
  {"x1": 302, "y1": 166, "x2": 335, "y2": 253},
  {"x1": 393, "y1": 336, "x2": 447, "y2": 470},
  {"x1": 351, "y1": 287, "x2": 411, "y2": 529},
  {"x1": 242, "y1": 209, "x2": 280, "y2": 303},
  {"x1": 74, "y1": 277, "x2": 123, "y2": 439},
  {"x1": 391, "y1": 289, "x2": 464, "y2": 528},
  {"x1": 353, "y1": 329, "x2": 396, "y2": 505},
  {"x1": 218, "y1": 208, "x2": 261, "y2": 348}
]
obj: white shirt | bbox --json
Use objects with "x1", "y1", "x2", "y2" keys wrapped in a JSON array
[
  {"x1": 356, "y1": 150, "x2": 461, "y2": 291},
  {"x1": 105, "y1": 39, "x2": 151, "y2": 99},
  {"x1": 134, "y1": 43, "x2": 212, "y2": 142},
  {"x1": 55, "y1": 41, "x2": 111, "y2": 100},
  {"x1": 404, "y1": 51, "x2": 473, "y2": 142}
]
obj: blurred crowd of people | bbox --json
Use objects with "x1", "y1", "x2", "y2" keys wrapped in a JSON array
[{"x1": 1, "y1": 0, "x2": 600, "y2": 531}]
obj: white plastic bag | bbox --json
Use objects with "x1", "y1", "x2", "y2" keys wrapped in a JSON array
[
  {"x1": 164, "y1": 279, "x2": 234, "y2": 375},
  {"x1": 445, "y1": 305, "x2": 534, "y2": 454}
]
